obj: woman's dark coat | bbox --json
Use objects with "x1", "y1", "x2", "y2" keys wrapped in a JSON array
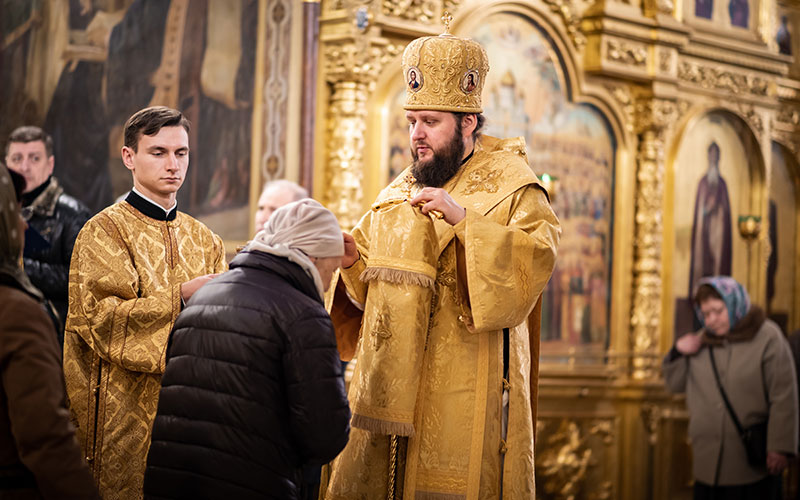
[{"x1": 144, "y1": 250, "x2": 350, "y2": 499}]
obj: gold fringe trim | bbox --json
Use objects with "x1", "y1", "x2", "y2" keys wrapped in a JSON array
[
  {"x1": 352, "y1": 413, "x2": 415, "y2": 437},
  {"x1": 359, "y1": 267, "x2": 435, "y2": 289},
  {"x1": 414, "y1": 492, "x2": 467, "y2": 500}
]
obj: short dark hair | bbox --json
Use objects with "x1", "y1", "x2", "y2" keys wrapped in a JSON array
[
  {"x1": 124, "y1": 106, "x2": 190, "y2": 152},
  {"x1": 452, "y1": 112, "x2": 486, "y2": 142},
  {"x1": 694, "y1": 283, "x2": 722, "y2": 305},
  {"x1": 6, "y1": 126, "x2": 53, "y2": 157}
]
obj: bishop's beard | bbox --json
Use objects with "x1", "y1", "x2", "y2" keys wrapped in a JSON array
[{"x1": 410, "y1": 127, "x2": 465, "y2": 188}]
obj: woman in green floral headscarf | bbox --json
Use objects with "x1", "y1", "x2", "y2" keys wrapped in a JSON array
[
  {"x1": 0, "y1": 163, "x2": 100, "y2": 499},
  {"x1": 664, "y1": 275, "x2": 798, "y2": 500}
]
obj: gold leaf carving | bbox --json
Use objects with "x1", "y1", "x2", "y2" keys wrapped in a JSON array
[
  {"x1": 381, "y1": 0, "x2": 462, "y2": 23},
  {"x1": 324, "y1": 42, "x2": 403, "y2": 88},
  {"x1": 323, "y1": 80, "x2": 370, "y2": 229},
  {"x1": 777, "y1": 85, "x2": 799, "y2": 100},
  {"x1": 588, "y1": 481, "x2": 614, "y2": 500},
  {"x1": 678, "y1": 61, "x2": 771, "y2": 97},
  {"x1": 606, "y1": 39, "x2": 647, "y2": 67},
  {"x1": 541, "y1": 0, "x2": 587, "y2": 49},
  {"x1": 742, "y1": 106, "x2": 764, "y2": 135},
  {"x1": 657, "y1": 0, "x2": 674, "y2": 14},
  {"x1": 325, "y1": 0, "x2": 369, "y2": 13},
  {"x1": 642, "y1": 0, "x2": 675, "y2": 16},
  {"x1": 658, "y1": 48, "x2": 673, "y2": 73},
  {"x1": 322, "y1": 39, "x2": 401, "y2": 227},
  {"x1": 640, "y1": 403, "x2": 661, "y2": 445},
  {"x1": 535, "y1": 418, "x2": 617, "y2": 499},
  {"x1": 634, "y1": 98, "x2": 678, "y2": 133},
  {"x1": 630, "y1": 97, "x2": 671, "y2": 379},
  {"x1": 777, "y1": 106, "x2": 800, "y2": 126},
  {"x1": 605, "y1": 84, "x2": 635, "y2": 134},
  {"x1": 774, "y1": 131, "x2": 800, "y2": 156}
]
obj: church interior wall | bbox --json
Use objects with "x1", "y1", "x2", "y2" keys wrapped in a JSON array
[{"x1": 0, "y1": 0, "x2": 304, "y2": 254}]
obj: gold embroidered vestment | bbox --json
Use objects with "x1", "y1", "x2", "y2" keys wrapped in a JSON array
[
  {"x1": 63, "y1": 202, "x2": 227, "y2": 500},
  {"x1": 326, "y1": 136, "x2": 561, "y2": 499}
]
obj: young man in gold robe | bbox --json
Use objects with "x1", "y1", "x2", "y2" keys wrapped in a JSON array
[
  {"x1": 325, "y1": 26, "x2": 561, "y2": 500},
  {"x1": 63, "y1": 106, "x2": 228, "y2": 499}
]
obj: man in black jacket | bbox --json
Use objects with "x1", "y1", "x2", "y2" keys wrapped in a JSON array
[
  {"x1": 144, "y1": 199, "x2": 351, "y2": 500},
  {"x1": 4, "y1": 126, "x2": 91, "y2": 343}
]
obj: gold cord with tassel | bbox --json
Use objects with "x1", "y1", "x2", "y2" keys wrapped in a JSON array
[{"x1": 388, "y1": 435, "x2": 399, "y2": 499}]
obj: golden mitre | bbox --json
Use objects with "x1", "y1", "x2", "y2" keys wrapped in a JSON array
[{"x1": 402, "y1": 25, "x2": 490, "y2": 113}]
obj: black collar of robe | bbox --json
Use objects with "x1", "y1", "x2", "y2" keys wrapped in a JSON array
[{"x1": 125, "y1": 190, "x2": 177, "y2": 221}]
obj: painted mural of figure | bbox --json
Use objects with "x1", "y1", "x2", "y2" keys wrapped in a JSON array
[
  {"x1": 766, "y1": 200, "x2": 778, "y2": 311},
  {"x1": 728, "y1": 0, "x2": 749, "y2": 27},
  {"x1": 696, "y1": 0, "x2": 713, "y2": 19},
  {"x1": 688, "y1": 141, "x2": 732, "y2": 299},
  {"x1": 104, "y1": 0, "x2": 257, "y2": 215},
  {"x1": 0, "y1": 0, "x2": 70, "y2": 141},
  {"x1": 777, "y1": 15, "x2": 792, "y2": 55},
  {"x1": 43, "y1": 3, "x2": 126, "y2": 213}
]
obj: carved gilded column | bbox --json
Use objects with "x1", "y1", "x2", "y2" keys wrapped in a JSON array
[
  {"x1": 630, "y1": 98, "x2": 676, "y2": 380},
  {"x1": 324, "y1": 78, "x2": 370, "y2": 229},
  {"x1": 319, "y1": 0, "x2": 402, "y2": 227}
]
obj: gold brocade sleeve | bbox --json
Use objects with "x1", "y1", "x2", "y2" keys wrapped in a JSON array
[
  {"x1": 210, "y1": 233, "x2": 229, "y2": 274},
  {"x1": 68, "y1": 216, "x2": 180, "y2": 374},
  {"x1": 454, "y1": 185, "x2": 560, "y2": 333},
  {"x1": 339, "y1": 210, "x2": 373, "y2": 305}
]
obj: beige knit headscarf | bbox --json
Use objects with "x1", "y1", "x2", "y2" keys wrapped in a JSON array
[{"x1": 246, "y1": 198, "x2": 344, "y2": 300}]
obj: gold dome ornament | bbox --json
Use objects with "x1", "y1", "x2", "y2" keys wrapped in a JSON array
[{"x1": 402, "y1": 11, "x2": 490, "y2": 113}]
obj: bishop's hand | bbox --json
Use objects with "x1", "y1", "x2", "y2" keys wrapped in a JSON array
[
  {"x1": 342, "y1": 232, "x2": 359, "y2": 269},
  {"x1": 410, "y1": 187, "x2": 466, "y2": 226}
]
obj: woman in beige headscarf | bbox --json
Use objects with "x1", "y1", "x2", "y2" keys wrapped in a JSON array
[{"x1": 0, "y1": 164, "x2": 99, "y2": 499}]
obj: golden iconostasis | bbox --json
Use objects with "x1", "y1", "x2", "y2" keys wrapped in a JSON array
[{"x1": 316, "y1": 1, "x2": 800, "y2": 498}]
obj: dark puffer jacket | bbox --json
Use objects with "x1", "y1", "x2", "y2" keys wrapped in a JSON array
[
  {"x1": 21, "y1": 176, "x2": 91, "y2": 336},
  {"x1": 143, "y1": 250, "x2": 351, "y2": 500}
]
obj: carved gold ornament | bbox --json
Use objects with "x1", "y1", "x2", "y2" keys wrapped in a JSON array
[
  {"x1": 678, "y1": 61, "x2": 771, "y2": 97},
  {"x1": 605, "y1": 39, "x2": 647, "y2": 67}
]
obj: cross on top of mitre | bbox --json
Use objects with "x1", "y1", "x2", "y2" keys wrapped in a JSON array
[{"x1": 441, "y1": 11, "x2": 453, "y2": 34}]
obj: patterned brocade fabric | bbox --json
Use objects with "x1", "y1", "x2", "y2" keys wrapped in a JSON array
[
  {"x1": 63, "y1": 201, "x2": 227, "y2": 500},
  {"x1": 326, "y1": 136, "x2": 561, "y2": 500}
]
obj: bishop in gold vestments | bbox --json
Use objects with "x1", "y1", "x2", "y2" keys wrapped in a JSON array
[
  {"x1": 325, "y1": 29, "x2": 560, "y2": 500},
  {"x1": 63, "y1": 107, "x2": 228, "y2": 499}
]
